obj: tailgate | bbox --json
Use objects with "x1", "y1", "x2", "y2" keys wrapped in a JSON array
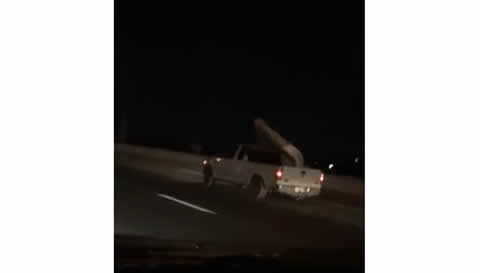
[{"x1": 279, "y1": 166, "x2": 323, "y2": 186}]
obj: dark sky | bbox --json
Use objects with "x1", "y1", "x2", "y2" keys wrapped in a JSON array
[{"x1": 115, "y1": 3, "x2": 364, "y2": 166}]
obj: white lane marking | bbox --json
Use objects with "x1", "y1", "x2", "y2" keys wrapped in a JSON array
[{"x1": 157, "y1": 194, "x2": 217, "y2": 215}]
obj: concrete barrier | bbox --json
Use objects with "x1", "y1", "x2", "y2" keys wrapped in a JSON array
[
  {"x1": 115, "y1": 143, "x2": 205, "y2": 168},
  {"x1": 115, "y1": 143, "x2": 364, "y2": 198},
  {"x1": 323, "y1": 175, "x2": 364, "y2": 197}
]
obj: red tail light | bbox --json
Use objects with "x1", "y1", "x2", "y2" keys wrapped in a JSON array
[
  {"x1": 319, "y1": 173, "x2": 325, "y2": 183},
  {"x1": 275, "y1": 169, "x2": 283, "y2": 179}
]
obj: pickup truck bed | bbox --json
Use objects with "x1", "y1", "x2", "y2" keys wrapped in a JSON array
[{"x1": 275, "y1": 166, "x2": 324, "y2": 199}]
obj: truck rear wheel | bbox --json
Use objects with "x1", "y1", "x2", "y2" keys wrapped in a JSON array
[
  {"x1": 247, "y1": 176, "x2": 268, "y2": 200},
  {"x1": 203, "y1": 166, "x2": 216, "y2": 189}
]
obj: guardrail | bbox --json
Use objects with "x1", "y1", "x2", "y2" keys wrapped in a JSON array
[{"x1": 114, "y1": 143, "x2": 364, "y2": 198}]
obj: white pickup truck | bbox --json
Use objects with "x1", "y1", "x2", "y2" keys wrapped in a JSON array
[{"x1": 202, "y1": 144, "x2": 325, "y2": 200}]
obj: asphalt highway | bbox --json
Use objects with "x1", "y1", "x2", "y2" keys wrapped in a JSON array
[{"x1": 116, "y1": 164, "x2": 364, "y2": 243}]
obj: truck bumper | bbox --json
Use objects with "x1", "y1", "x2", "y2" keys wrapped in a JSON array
[{"x1": 275, "y1": 184, "x2": 321, "y2": 199}]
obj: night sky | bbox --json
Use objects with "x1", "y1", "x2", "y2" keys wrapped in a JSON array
[{"x1": 115, "y1": 3, "x2": 364, "y2": 171}]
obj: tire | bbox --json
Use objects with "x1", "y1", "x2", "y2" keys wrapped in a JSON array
[
  {"x1": 203, "y1": 166, "x2": 216, "y2": 189},
  {"x1": 247, "y1": 175, "x2": 268, "y2": 200}
]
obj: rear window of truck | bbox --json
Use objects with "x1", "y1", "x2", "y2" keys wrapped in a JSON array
[{"x1": 247, "y1": 150, "x2": 282, "y2": 165}]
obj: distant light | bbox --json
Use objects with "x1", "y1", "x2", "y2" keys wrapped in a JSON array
[
  {"x1": 328, "y1": 163, "x2": 334, "y2": 169},
  {"x1": 216, "y1": 157, "x2": 222, "y2": 162},
  {"x1": 306, "y1": 187, "x2": 310, "y2": 192},
  {"x1": 354, "y1": 157, "x2": 359, "y2": 163},
  {"x1": 202, "y1": 160, "x2": 207, "y2": 165}
]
